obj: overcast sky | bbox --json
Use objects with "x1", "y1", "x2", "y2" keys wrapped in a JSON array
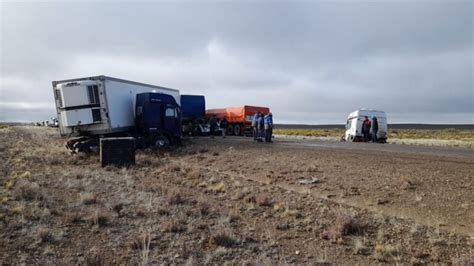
[{"x1": 0, "y1": 1, "x2": 473, "y2": 124}]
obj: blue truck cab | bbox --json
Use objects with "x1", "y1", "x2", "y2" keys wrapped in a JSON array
[
  {"x1": 180, "y1": 95, "x2": 210, "y2": 135},
  {"x1": 135, "y1": 92, "x2": 182, "y2": 147}
]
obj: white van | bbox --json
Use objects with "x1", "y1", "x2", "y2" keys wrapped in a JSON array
[{"x1": 344, "y1": 109, "x2": 388, "y2": 142}]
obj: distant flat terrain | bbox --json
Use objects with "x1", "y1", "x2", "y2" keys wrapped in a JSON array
[{"x1": 276, "y1": 123, "x2": 474, "y2": 130}]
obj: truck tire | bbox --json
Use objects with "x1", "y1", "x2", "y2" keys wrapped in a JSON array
[
  {"x1": 226, "y1": 126, "x2": 233, "y2": 136},
  {"x1": 234, "y1": 124, "x2": 241, "y2": 136},
  {"x1": 152, "y1": 135, "x2": 170, "y2": 148}
]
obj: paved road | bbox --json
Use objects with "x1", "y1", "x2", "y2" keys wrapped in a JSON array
[{"x1": 217, "y1": 136, "x2": 474, "y2": 158}]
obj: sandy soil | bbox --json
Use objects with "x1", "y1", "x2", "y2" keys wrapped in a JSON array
[{"x1": 1, "y1": 126, "x2": 472, "y2": 264}]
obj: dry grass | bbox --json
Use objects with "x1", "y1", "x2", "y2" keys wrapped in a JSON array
[
  {"x1": 14, "y1": 181, "x2": 43, "y2": 201},
  {"x1": 88, "y1": 210, "x2": 109, "y2": 227},
  {"x1": 374, "y1": 244, "x2": 401, "y2": 262},
  {"x1": 162, "y1": 220, "x2": 187, "y2": 233},
  {"x1": 80, "y1": 192, "x2": 97, "y2": 205},
  {"x1": 37, "y1": 227, "x2": 53, "y2": 243},
  {"x1": 168, "y1": 193, "x2": 186, "y2": 205},
  {"x1": 334, "y1": 214, "x2": 361, "y2": 235},
  {"x1": 274, "y1": 128, "x2": 344, "y2": 138},
  {"x1": 63, "y1": 211, "x2": 84, "y2": 224},
  {"x1": 1, "y1": 126, "x2": 472, "y2": 264},
  {"x1": 275, "y1": 128, "x2": 474, "y2": 141},
  {"x1": 283, "y1": 207, "x2": 302, "y2": 218},
  {"x1": 353, "y1": 239, "x2": 369, "y2": 255},
  {"x1": 208, "y1": 232, "x2": 238, "y2": 248},
  {"x1": 208, "y1": 182, "x2": 226, "y2": 193},
  {"x1": 255, "y1": 193, "x2": 272, "y2": 207}
]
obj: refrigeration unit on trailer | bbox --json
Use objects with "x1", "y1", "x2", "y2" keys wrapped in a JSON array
[
  {"x1": 52, "y1": 75, "x2": 182, "y2": 152},
  {"x1": 344, "y1": 109, "x2": 388, "y2": 142}
]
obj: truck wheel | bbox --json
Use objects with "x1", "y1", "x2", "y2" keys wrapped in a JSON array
[
  {"x1": 226, "y1": 126, "x2": 233, "y2": 136},
  {"x1": 233, "y1": 124, "x2": 241, "y2": 136},
  {"x1": 228, "y1": 125, "x2": 235, "y2": 136},
  {"x1": 349, "y1": 135, "x2": 355, "y2": 142},
  {"x1": 153, "y1": 135, "x2": 170, "y2": 148}
]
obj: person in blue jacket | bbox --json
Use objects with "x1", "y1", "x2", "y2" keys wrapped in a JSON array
[{"x1": 264, "y1": 113, "x2": 273, "y2": 143}]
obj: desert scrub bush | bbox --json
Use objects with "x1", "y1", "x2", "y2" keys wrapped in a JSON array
[
  {"x1": 186, "y1": 168, "x2": 201, "y2": 179},
  {"x1": 283, "y1": 207, "x2": 302, "y2": 218},
  {"x1": 168, "y1": 192, "x2": 186, "y2": 205},
  {"x1": 334, "y1": 214, "x2": 363, "y2": 235},
  {"x1": 88, "y1": 209, "x2": 109, "y2": 227},
  {"x1": 374, "y1": 244, "x2": 401, "y2": 262},
  {"x1": 129, "y1": 232, "x2": 153, "y2": 250},
  {"x1": 321, "y1": 213, "x2": 364, "y2": 242},
  {"x1": 13, "y1": 180, "x2": 43, "y2": 201},
  {"x1": 80, "y1": 192, "x2": 97, "y2": 205},
  {"x1": 353, "y1": 239, "x2": 369, "y2": 255},
  {"x1": 63, "y1": 211, "x2": 84, "y2": 224},
  {"x1": 255, "y1": 193, "x2": 272, "y2": 207},
  {"x1": 37, "y1": 227, "x2": 53, "y2": 243},
  {"x1": 273, "y1": 202, "x2": 285, "y2": 212},
  {"x1": 162, "y1": 219, "x2": 187, "y2": 233},
  {"x1": 85, "y1": 253, "x2": 105, "y2": 266},
  {"x1": 198, "y1": 202, "x2": 211, "y2": 216},
  {"x1": 10, "y1": 204, "x2": 24, "y2": 215},
  {"x1": 208, "y1": 232, "x2": 239, "y2": 248},
  {"x1": 208, "y1": 182, "x2": 226, "y2": 193}
]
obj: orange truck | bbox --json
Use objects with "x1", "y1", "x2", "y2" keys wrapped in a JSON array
[{"x1": 206, "y1": 105, "x2": 270, "y2": 136}]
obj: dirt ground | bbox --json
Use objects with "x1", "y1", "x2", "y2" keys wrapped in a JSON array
[{"x1": 1, "y1": 126, "x2": 473, "y2": 264}]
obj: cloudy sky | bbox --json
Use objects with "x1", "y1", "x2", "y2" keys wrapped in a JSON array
[{"x1": 0, "y1": 1, "x2": 473, "y2": 124}]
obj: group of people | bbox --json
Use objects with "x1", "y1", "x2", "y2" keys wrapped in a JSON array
[
  {"x1": 362, "y1": 116, "x2": 379, "y2": 142},
  {"x1": 251, "y1": 112, "x2": 273, "y2": 143},
  {"x1": 207, "y1": 112, "x2": 273, "y2": 142},
  {"x1": 208, "y1": 115, "x2": 228, "y2": 138}
]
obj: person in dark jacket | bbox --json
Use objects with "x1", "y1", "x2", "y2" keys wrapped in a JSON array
[
  {"x1": 220, "y1": 117, "x2": 229, "y2": 138},
  {"x1": 209, "y1": 115, "x2": 218, "y2": 139},
  {"x1": 362, "y1": 116, "x2": 371, "y2": 142},
  {"x1": 371, "y1": 116, "x2": 379, "y2": 143},
  {"x1": 252, "y1": 112, "x2": 260, "y2": 141},
  {"x1": 257, "y1": 113, "x2": 265, "y2": 142}
]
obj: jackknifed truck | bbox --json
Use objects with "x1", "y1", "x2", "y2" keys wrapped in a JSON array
[{"x1": 52, "y1": 75, "x2": 182, "y2": 152}]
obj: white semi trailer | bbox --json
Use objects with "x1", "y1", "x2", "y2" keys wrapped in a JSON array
[
  {"x1": 344, "y1": 109, "x2": 388, "y2": 142},
  {"x1": 52, "y1": 75, "x2": 181, "y2": 152}
]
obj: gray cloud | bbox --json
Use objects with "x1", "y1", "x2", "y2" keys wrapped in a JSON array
[{"x1": 1, "y1": 1, "x2": 473, "y2": 124}]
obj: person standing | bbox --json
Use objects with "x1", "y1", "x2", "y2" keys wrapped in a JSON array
[
  {"x1": 220, "y1": 117, "x2": 229, "y2": 138},
  {"x1": 257, "y1": 113, "x2": 265, "y2": 142},
  {"x1": 362, "y1": 116, "x2": 371, "y2": 142},
  {"x1": 264, "y1": 113, "x2": 273, "y2": 143},
  {"x1": 371, "y1": 116, "x2": 379, "y2": 143},
  {"x1": 252, "y1": 112, "x2": 260, "y2": 141},
  {"x1": 209, "y1": 115, "x2": 218, "y2": 139}
]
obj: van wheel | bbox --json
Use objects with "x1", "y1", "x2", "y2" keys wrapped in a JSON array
[{"x1": 234, "y1": 124, "x2": 241, "y2": 136}]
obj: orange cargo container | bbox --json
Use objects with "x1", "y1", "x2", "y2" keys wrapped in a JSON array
[{"x1": 206, "y1": 105, "x2": 270, "y2": 136}]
